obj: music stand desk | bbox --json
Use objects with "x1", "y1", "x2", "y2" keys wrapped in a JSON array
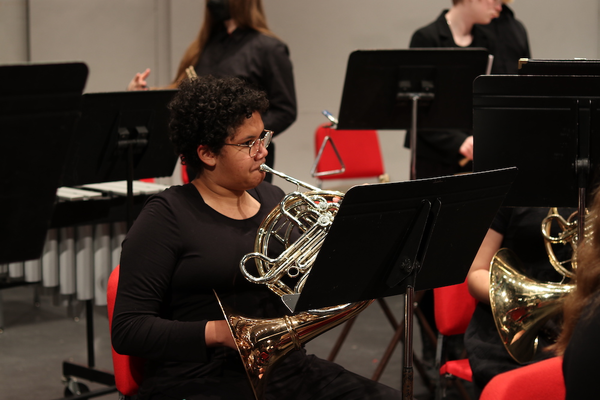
[
  {"x1": 336, "y1": 48, "x2": 490, "y2": 179},
  {"x1": 285, "y1": 167, "x2": 517, "y2": 399},
  {"x1": 0, "y1": 62, "x2": 88, "y2": 265}
]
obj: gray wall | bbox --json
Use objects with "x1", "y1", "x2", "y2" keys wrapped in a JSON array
[{"x1": 2, "y1": 0, "x2": 599, "y2": 191}]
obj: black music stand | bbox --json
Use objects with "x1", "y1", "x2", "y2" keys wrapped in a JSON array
[
  {"x1": 473, "y1": 74, "x2": 600, "y2": 242},
  {"x1": 56, "y1": 90, "x2": 178, "y2": 400},
  {"x1": 61, "y1": 90, "x2": 179, "y2": 228},
  {"x1": 284, "y1": 167, "x2": 517, "y2": 399},
  {"x1": 518, "y1": 58, "x2": 600, "y2": 75},
  {"x1": 0, "y1": 62, "x2": 88, "y2": 265},
  {"x1": 337, "y1": 49, "x2": 490, "y2": 179}
]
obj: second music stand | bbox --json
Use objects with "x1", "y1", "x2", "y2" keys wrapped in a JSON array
[
  {"x1": 473, "y1": 73, "x2": 600, "y2": 242},
  {"x1": 337, "y1": 48, "x2": 490, "y2": 179}
]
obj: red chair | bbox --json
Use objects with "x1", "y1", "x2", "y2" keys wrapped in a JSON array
[
  {"x1": 311, "y1": 122, "x2": 389, "y2": 186},
  {"x1": 434, "y1": 280, "x2": 478, "y2": 399},
  {"x1": 107, "y1": 266, "x2": 146, "y2": 399},
  {"x1": 479, "y1": 357, "x2": 565, "y2": 400}
]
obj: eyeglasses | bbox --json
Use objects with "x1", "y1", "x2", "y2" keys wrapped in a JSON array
[{"x1": 224, "y1": 129, "x2": 273, "y2": 157}]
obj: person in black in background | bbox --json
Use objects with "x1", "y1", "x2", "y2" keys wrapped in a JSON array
[
  {"x1": 479, "y1": 0, "x2": 531, "y2": 74},
  {"x1": 128, "y1": 0, "x2": 297, "y2": 183},
  {"x1": 407, "y1": 0, "x2": 502, "y2": 179}
]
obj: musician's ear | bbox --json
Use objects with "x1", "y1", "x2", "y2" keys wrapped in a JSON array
[{"x1": 197, "y1": 145, "x2": 216, "y2": 167}]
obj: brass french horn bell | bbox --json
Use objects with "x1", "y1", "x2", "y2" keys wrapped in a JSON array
[
  {"x1": 489, "y1": 247, "x2": 574, "y2": 364},
  {"x1": 218, "y1": 164, "x2": 374, "y2": 400},
  {"x1": 216, "y1": 296, "x2": 371, "y2": 400},
  {"x1": 490, "y1": 207, "x2": 594, "y2": 364}
]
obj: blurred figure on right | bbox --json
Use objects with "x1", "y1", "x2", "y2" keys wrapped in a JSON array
[
  {"x1": 554, "y1": 189, "x2": 600, "y2": 400},
  {"x1": 478, "y1": 0, "x2": 531, "y2": 74}
]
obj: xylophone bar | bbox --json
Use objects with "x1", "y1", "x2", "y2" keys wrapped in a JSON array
[{"x1": 0, "y1": 180, "x2": 168, "y2": 306}]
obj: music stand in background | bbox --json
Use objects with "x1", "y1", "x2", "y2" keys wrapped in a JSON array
[
  {"x1": 337, "y1": 49, "x2": 491, "y2": 179},
  {"x1": 518, "y1": 58, "x2": 600, "y2": 75},
  {"x1": 473, "y1": 74, "x2": 600, "y2": 242},
  {"x1": 0, "y1": 62, "x2": 88, "y2": 265},
  {"x1": 55, "y1": 90, "x2": 179, "y2": 400},
  {"x1": 61, "y1": 90, "x2": 179, "y2": 229},
  {"x1": 284, "y1": 167, "x2": 517, "y2": 400}
]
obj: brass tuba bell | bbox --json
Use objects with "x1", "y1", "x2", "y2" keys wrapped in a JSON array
[{"x1": 217, "y1": 164, "x2": 374, "y2": 400}]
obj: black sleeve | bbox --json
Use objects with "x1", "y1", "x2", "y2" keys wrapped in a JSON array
[
  {"x1": 516, "y1": 21, "x2": 531, "y2": 58},
  {"x1": 409, "y1": 29, "x2": 437, "y2": 48},
  {"x1": 111, "y1": 195, "x2": 209, "y2": 363},
  {"x1": 260, "y1": 40, "x2": 297, "y2": 137},
  {"x1": 490, "y1": 207, "x2": 510, "y2": 235},
  {"x1": 418, "y1": 129, "x2": 469, "y2": 162}
]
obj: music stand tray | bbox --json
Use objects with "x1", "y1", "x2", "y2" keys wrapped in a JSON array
[{"x1": 0, "y1": 62, "x2": 88, "y2": 264}]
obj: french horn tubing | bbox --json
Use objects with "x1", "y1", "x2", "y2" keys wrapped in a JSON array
[
  {"x1": 240, "y1": 164, "x2": 345, "y2": 297},
  {"x1": 217, "y1": 164, "x2": 374, "y2": 400}
]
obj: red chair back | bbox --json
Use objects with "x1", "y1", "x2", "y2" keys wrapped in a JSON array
[
  {"x1": 314, "y1": 123, "x2": 385, "y2": 180},
  {"x1": 479, "y1": 356, "x2": 565, "y2": 400},
  {"x1": 107, "y1": 266, "x2": 146, "y2": 396},
  {"x1": 434, "y1": 280, "x2": 478, "y2": 336}
]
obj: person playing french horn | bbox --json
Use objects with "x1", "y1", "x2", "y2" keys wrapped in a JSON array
[
  {"x1": 465, "y1": 206, "x2": 575, "y2": 396},
  {"x1": 111, "y1": 75, "x2": 400, "y2": 400}
]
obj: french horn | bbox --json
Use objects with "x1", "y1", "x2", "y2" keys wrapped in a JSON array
[
  {"x1": 216, "y1": 164, "x2": 374, "y2": 400},
  {"x1": 490, "y1": 207, "x2": 594, "y2": 364}
]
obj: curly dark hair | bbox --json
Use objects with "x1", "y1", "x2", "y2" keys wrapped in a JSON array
[{"x1": 168, "y1": 75, "x2": 269, "y2": 172}]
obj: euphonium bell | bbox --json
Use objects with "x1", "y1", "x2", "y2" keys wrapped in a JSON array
[{"x1": 489, "y1": 247, "x2": 574, "y2": 364}]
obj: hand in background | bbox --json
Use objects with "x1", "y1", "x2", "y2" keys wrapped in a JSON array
[
  {"x1": 459, "y1": 135, "x2": 474, "y2": 160},
  {"x1": 127, "y1": 68, "x2": 151, "y2": 91}
]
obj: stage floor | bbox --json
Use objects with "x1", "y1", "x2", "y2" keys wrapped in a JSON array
[{"x1": 0, "y1": 284, "x2": 457, "y2": 399}]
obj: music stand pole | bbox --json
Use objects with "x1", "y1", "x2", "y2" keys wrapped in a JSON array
[
  {"x1": 396, "y1": 90, "x2": 434, "y2": 397},
  {"x1": 576, "y1": 99, "x2": 592, "y2": 244},
  {"x1": 397, "y1": 93, "x2": 434, "y2": 181},
  {"x1": 402, "y1": 285, "x2": 415, "y2": 399}
]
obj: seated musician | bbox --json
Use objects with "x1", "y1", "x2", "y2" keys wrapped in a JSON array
[
  {"x1": 110, "y1": 75, "x2": 400, "y2": 400},
  {"x1": 465, "y1": 207, "x2": 573, "y2": 396},
  {"x1": 554, "y1": 187, "x2": 600, "y2": 400}
]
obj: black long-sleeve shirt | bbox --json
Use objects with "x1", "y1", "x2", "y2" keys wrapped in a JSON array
[
  {"x1": 478, "y1": 5, "x2": 531, "y2": 74},
  {"x1": 111, "y1": 182, "x2": 291, "y2": 398},
  {"x1": 195, "y1": 27, "x2": 297, "y2": 137}
]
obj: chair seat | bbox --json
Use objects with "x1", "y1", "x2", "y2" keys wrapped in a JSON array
[
  {"x1": 479, "y1": 357, "x2": 564, "y2": 400},
  {"x1": 440, "y1": 359, "x2": 472, "y2": 382},
  {"x1": 314, "y1": 123, "x2": 384, "y2": 180}
]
